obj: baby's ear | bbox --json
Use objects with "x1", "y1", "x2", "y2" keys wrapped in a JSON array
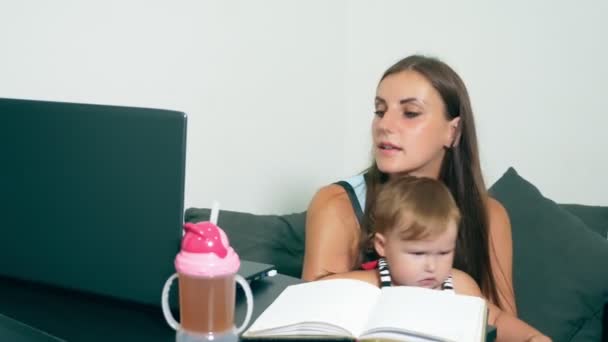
[{"x1": 374, "y1": 233, "x2": 387, "y2": 257}]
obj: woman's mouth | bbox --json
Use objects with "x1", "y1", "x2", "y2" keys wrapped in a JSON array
[
  {"x1": 378, "y1": 142, "x2": 402, "y2": 151},
  {"x1": 377, "y1": 142, "x2": 402, "y2": 155}
]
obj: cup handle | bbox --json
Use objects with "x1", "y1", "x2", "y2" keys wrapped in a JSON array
[
  {"x1": 161, "y1": 273, "x2": 180, "y2": 330},
  {"x1": 234, "y1": 274, "x2": 254, "y2": 335},
  {"x1": 161, "y1": 273, "x2": 253, "y2": 334}
]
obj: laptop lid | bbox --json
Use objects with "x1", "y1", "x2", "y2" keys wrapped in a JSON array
[{"x1": 0, "y1": 98, "x2": 187, "y2": 307}]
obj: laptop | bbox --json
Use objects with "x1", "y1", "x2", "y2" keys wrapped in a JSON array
[
  {"x1": 0, "y1": 98, "x2": 276, "y2": 308},
  {"x1": 238, "y1": 260, "x2": 277, "y2": 283},
  {"x1": 0, "y1": 97, "x2": 192, "y2": 307}
]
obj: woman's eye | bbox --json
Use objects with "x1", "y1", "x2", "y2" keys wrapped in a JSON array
[
  {"x1": 374, "y1": 110, "x2": 385, "y2": 118},
  {"x1": 403, "y1": 111, "x2": 420, "y2": 118}
]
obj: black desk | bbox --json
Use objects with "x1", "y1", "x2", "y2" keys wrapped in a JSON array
[
  {"x1": 1, "y1": 275, "x2": 496, "y2": 342},
  {"x1": 0, "y1": 274, "x2": 301, "y2": 342},
  {"x1": 0, "y1": 313, "x2": 64, "y2": 342}
]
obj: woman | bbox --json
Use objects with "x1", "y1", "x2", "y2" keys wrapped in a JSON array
[{"x1": 303, "y1": 55, "x2": 520, "y2": 321}]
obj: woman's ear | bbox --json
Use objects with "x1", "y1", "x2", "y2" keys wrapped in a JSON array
[
  {"x1": 374, "y1": 233, "x2": 387, "y2": 257},
  {"x1": 446, "y1": 117, "x2": 462, "y2": 148}
]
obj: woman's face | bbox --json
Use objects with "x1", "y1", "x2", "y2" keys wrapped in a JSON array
[{"x1": 372, "y1": 70, "x2": 459, "y2": 178}]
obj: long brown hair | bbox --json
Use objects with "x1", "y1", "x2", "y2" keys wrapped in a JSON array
[{"x1": 361, "y1": 55, "x2": 504, "y2": 309}]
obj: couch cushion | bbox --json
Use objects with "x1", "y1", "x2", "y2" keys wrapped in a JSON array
[
  {"x1": 560, "y1": 203, "x2": 608, "y2": 240},
  {"x1": 489, "y1": 167, "x2": 608, "y2": 341},
  {"x1": 184, "y1": 208, "x2": 306, "y2": 278}
]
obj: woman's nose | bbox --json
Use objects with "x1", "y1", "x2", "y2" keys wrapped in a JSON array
[{"x1": 377, "y1": 110, "x2": 399, "y2": 133}]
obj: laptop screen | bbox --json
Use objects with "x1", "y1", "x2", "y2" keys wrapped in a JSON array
[{"x1": 0, "y1": 98, "x2": 187, "y2": 307}]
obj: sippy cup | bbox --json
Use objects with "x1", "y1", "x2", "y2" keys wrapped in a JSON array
[{"x1": 161, "y1": 202, "x2": 253, "y2": 342}]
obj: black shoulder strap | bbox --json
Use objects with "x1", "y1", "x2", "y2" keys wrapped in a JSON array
[{"x1": 334, "y1": 180, "x2": 364, "y2": 226}]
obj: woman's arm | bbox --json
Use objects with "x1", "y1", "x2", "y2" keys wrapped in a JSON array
[
  {"x1": 301, "y1": 185, "x2": 361, "y2": 281},
  {"x1": 486, "y1": 197, "x2": 517, "y2": 315},
  {"x1": 452, "y1": 269, "x2": 551, "y2": 342}
]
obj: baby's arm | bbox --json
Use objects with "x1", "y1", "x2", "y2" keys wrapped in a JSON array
[{"x1": 451, "y1": 269, "x2": 551, "y2": 342}]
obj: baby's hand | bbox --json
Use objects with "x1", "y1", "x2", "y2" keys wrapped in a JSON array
[{"x1": 527, "y1": 334, "x2": 552, "y2": 342}]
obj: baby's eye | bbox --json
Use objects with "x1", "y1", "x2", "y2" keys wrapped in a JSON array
[
  {"x1": 409, "y1": 251, "x2": 426, "y2": 256},
  {"x1": 439, "y1": 250, "x2": 453, "y2": 255}
]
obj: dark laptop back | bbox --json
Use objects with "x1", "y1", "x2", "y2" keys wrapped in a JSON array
[{"x1": 0, "y1": 98, "x2": 187, "y2": 307}]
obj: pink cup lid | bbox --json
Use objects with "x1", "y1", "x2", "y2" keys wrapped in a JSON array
[{"x1": 175, "y1": 221, "x2": 240, "y2": 277}]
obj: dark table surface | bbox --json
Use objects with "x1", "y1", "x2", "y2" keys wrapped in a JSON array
[
  {"x1": 1, "y1": 274, "x2": 496, "y2": 342},
  {"x1": 0, "y1": 313, "x2": 65, "y2": 342},
  {"x1": 0, "y1": 274, "x2": 301, "y2": 342}
]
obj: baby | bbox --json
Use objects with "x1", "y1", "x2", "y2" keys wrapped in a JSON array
[{"x1": 366, "y1": 175, "x2": 551, "y2": 342}]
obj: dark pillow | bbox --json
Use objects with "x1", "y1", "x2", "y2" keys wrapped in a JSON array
[
  {"x1": 184, "y1": 208, "x2": 306, "y2": 278},
  {"x1": 558, "y1": 204, "x2": 608, "y2": 342},
  {"x1": 489, "y1": 167, "x2": 608, "y2": 341},
  {"x1": 560, "y1": 203, "x2": 608, "y2": 239}
]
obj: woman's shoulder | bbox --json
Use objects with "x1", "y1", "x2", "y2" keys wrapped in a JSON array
[
  {"x1": 486, "y1": 196, "x2": 508, "y2": 218},
  {"x1": 309, "y1": 183, "x2": 351, "y2": 211},
  {"x1": 308, "y1": 175, "x2": 366, "y2": 215},
  {"x1": 485, "y1": 196, "x2": 512, "y2": 236},
  {"x1": 306, "y1": 183, "x2": 360, "y2": 233}
]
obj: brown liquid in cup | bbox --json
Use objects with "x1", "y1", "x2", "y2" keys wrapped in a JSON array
[{"x1": 178, "y1": 273, "x2": 235, "y2": 334}]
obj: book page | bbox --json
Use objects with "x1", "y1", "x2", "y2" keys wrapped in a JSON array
[
  {"x1": 362, "y1": 286, "x2": 486, "y2": 342},
  {"x1": 244, "y1": 279, "x2": 380, "y2": 338}
]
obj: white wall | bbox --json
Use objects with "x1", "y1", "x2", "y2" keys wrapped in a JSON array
[
  {"x1": 1, "y1": 1, "x2": 606, "y2": 214},
  {"x1": 345, "y1": 1, "x2": 608, "y2": 207}
]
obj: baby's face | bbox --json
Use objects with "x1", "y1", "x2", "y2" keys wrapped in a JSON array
[{"x1": 376, "y1": 222, "x2": 457, "y2": 289}]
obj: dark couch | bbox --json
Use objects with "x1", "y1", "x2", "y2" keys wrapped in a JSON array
[{"x1": 186, "y1": 167, "x2": 608, "y2": 342}]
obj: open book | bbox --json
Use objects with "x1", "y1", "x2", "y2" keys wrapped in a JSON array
[{"x1": 242, "y1": 278, "x2": 488, "y2": 342}]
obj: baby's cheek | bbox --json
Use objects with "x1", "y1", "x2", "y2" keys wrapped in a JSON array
[{"x1": 391, "y1": 268, "x2": 416, "y2": 286}]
